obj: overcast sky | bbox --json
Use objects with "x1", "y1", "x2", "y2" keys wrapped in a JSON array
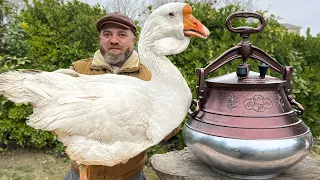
[
  {"x1": 82, "y1": 0, "x2": 319, "y2": 36},
  {"x1": 256, "y1": 0, "x2": 319, "y2": 36}
]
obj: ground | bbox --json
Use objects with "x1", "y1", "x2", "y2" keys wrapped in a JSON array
[
  {"x1": 0, "y1": 143, "x2": 319, "y2": 180},
  {"x1": 0, "y1": 148, "x2": 159, "y2": 180}
]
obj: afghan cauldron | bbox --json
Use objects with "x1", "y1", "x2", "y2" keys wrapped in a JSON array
[{"x1": 182, "y1": 12, "x2": 313, "y2": 179}]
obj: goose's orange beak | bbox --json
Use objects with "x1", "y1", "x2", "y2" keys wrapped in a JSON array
[{"x1": 183, "y1": 4, "x2": 210, "y2": 39}]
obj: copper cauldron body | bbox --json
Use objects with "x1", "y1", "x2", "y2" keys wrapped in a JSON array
[{"x1": 183, "y1": 12, "x2": 313, "y2": 179}]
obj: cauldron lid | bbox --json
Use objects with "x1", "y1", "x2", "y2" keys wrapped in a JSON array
[{"x1": 206, "y1": 71, "x2": 286, "y2": 85}]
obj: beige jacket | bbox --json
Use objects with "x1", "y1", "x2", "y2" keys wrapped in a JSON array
[{"x1": 70, "y1": 50, "x2": 152, "y2": 81}]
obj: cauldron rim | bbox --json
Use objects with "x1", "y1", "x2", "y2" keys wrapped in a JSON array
[{"x1": 206, "y1": 71, "x2": 286, "y2": 86}]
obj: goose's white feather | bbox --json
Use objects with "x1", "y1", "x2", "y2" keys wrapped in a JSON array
[{"x1": 0, "y1": 2, "x2": 196, "y2": 166}]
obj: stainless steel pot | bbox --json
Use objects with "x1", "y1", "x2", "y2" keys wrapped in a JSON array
[{"x1": 183, "y1": 124, "x2": 313, "y2": 179}]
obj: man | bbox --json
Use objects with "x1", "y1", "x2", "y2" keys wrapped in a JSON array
[
  {"x1": 69, "y1": 12, "x2": 151, "y2": 80},
  {"x1": 64, "y1": 12, "x2": 177, "y2": 180}
]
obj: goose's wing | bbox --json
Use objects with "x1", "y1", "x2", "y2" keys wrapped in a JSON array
[
  {"x1": 0, "y1": 70, "x2": 152, "y2": 137},
  {"x1": 27, "y1": 82, "x2": 154, "y2": 165},
  {"x1": 0, "y1": 70, "x2": 146, "y2": 104},
  {"x1": 28, "y1": 79, "x2": 152, "y2": 140}
]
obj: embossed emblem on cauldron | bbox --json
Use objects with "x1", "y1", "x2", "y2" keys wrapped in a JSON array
[
  {"x1": 227, "y1": 94, "x2": 238, "y2": 111},
  {"x1": 244, "y1": 95, "x2": 273, "y2": 112}
]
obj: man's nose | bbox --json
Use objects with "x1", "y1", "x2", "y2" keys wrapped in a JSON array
[{"x1": 109, "y1": 36, "x2": 120, "y2": 44}]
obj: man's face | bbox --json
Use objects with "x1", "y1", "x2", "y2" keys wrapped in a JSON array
[{"x1": 99, "y1": 24, "x2": 136, "y2": 66}]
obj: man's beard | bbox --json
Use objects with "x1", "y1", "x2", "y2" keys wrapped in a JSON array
[{"x1": 101, "y1": 46, "x2": 133, "y2": 66}]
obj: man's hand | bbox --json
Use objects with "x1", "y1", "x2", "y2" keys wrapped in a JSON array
[{"x1": 163, "y1": 127, "x2": 180, "y2": 141}]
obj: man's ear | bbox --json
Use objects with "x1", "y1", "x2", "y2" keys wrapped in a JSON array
[{"x1": 132, "y1": 36, "x2": 136, "y2": 43}]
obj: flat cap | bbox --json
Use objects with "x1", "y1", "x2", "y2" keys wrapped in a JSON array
[{"x1": 96, "y1": 12, "x2": 136, "y2": 34}]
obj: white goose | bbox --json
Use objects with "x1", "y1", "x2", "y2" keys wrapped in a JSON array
[{"x1": 0, "y1": 2, "x2": 209, "y2": 166}]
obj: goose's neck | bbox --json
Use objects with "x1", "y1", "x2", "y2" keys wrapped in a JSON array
[{"x1": 138, "y1": 46, "x2": 178, "y2": 81}]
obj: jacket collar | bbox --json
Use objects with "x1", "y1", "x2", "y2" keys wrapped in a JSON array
[{"x1": 91, "y1": 50, "x2": 141, "y2": 73}]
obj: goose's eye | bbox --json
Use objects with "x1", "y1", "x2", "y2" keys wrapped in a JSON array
[{"x1": 169, "y1": 12, "x2": 175, "y2": 17}]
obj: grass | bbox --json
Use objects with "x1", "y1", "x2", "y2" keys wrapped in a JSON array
[{"x1": 0, "y1": 148, "x2": 159, "y2": 180}]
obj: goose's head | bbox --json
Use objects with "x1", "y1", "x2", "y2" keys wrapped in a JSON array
[{"x1": 139, "y1": 3, "x2": 210, "y2": 56}]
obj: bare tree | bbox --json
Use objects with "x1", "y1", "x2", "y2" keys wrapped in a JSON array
[
  {"x1": 148, "y1": 0, "x2": 218, "y2": 9},
  {"x1": 104, "y1": 0, "x2": 146, "y2": 20},
  {"x1": 148, "y1": 0, "x2": 182, "y2": 9},
  {"x1": 102, "y1": 0, "x2": 262, "y2": 26},
  {"x1": 1, "y1": 0, "x2": 26, "y2": 28},
  {"x1": 216, "y1": 0, "x2": 261, "y2": 11},
  {"x1": 146, "y1": 0, "x2": 260, "y2": 13}
]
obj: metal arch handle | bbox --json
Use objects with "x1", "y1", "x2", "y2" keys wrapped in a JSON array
[
  {"x1": 189, "y1": 99, "x2": 200, "y2": 117},
  {"x1": 226, "y1": 12, "x2": 265, "y2": 35},
  {"x1": 192, "y1": 12, "x2": 304, "y2": 117}
]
